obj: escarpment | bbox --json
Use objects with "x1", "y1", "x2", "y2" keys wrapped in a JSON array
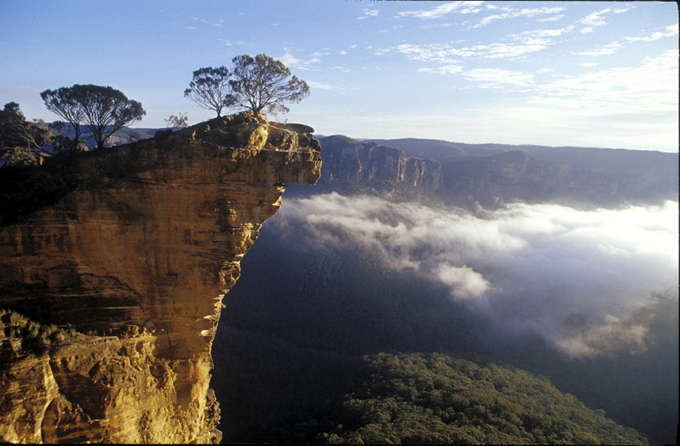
[
  {"x1": 0, "y1": 112, "x2": 321, "y2": 443},
  {"x1": 319, "y1": 135, "x2": 441, "y2": 191}
]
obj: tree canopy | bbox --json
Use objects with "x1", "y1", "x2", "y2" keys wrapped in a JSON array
[
  {"x1": 40, "y1": 84, "x2": 145, "y2": 150},
  {"x1": 0, "y1": 102, "x2": 52, "y2": 166},
  {"x1": 184, "y1": 66, "x2": 232, "y2": 118},
  {"x1": 165, "y1": 112, "x2": 188, "y2": 130},
  {"x1": 40, "y1": 87, "x2": 85, "y2": 151},
  {"x1": 319, "y1": 352, "x2": 649, "y2": 445},
  {"x1": 185, "y1": 54, "x2": 309, "y2": 118},
  {"x1": 228, "y1": 54, "x2": 310, "y2": 116}
]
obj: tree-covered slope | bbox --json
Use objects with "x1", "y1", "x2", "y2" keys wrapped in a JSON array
[
  {"x1": 212, "y1": 330, "x2": 649, "y2": 445},
  {"x1": 320, "y1": 352, "x2": 648, "y2": 445}
]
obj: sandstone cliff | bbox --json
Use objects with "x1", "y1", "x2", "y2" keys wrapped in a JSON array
[
  {"x1": 439, "y1": 148, "x2": 679, "y2": 209},
  {"x1": 0, "y1": 112, "x2": 321, "y2": 443},
  {"x1": 319, "y1": 135, "x2": 441, "y2": 191},
  {"x1": 368, "y1": 138, "x2": 678, "y2": 210}
]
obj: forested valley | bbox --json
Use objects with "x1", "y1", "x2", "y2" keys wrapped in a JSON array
[{"x1": 211, "y1": 182, "x2": 678, "y2": 445}]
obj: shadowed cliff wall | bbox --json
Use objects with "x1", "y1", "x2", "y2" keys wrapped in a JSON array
[
  {"x1": 0, "y1": 112, "x2": 321, "y2": 443},
  {"x1": 319, "y1": 135, "x2": 441, "y2": 191}
]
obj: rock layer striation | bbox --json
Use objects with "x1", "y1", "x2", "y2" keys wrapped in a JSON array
[
  {"x1": 319, "y1": 135, "x2": 441, "y2": 191},
  {"x1": 0, "y1": 112, "x2": 321, "y2": 443}
]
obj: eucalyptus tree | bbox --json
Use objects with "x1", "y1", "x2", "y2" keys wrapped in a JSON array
[
  {"x1": 0, "y1": 102, "x2": 52, "y2": 166},
  {"x1": 165, "y1": 112, "x2": 189, "y2": 130},
  {"x1": 184, "y1": 66, "x2": 232, "y2": 117},
  {"x1": 227, "y1": 54, "x2": 310, "y2": 116},
  {"x1": 40, "y1": 87, "x2": 85, "y2": 150},
  {"x1": 40, "y1": 84, "x2": 146, "y2": 150},
  {"x1": 186, "y1": 55, "x2": 310, "y2": 118}
]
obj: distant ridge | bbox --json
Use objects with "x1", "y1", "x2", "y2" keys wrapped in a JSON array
[
  {"x1": 322, "y1": 136, "x2": 678, "y2": 210},
  {"x1": 367, "y1": 138, "x2": 674, "y2": 163}
]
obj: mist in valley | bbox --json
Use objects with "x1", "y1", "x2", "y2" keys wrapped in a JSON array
[
  {"x1": 214, "y1": 189, "x2": 679, "y2": 444},
  {"x1": 274, "y1": 193, "x2": 678, "y2": 359}
]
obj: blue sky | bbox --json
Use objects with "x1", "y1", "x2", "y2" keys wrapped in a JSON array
[{"x1": 0, "y1": 1, "x2": 677, "y2": 151}]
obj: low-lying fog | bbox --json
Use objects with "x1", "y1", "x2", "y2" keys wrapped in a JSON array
[{"x1": 273, "y1": 193, "x2": 679, "y2": 359}]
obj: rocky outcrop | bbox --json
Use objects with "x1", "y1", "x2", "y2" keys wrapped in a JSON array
[
  {"x1": 319, "y1": 135, "x2": 441, "y2": 191},
  {"x1": 0, "y1": 112, "x2": 321, "y2": 443}
]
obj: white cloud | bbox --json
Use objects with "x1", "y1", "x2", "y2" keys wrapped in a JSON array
[
  {"x1": 557, "y1": 310, "x2": 650, "y2": 358},
  {"x1": 189, "y1": 15, "x2": 224, "y2": 28},
  {"x1": 273, "y1": 194, "x2": 679, "y2": 357},
  {"x1": 575, "y1": 42, "x2": 622, "y2": 56},
  {"x1": 482, "y1": 42, "x2": 548, "y2": 58},
  {"x1": 578, "y1": 8, "x2": 610, "y2": 27},
  {"x1": 625, "y1": 23, "x2": 679, "y2": 43},
  {"x1": 386, "y1": 43, "x2": 461, "y2": 63},
  {"x1": 418, "y1": 65, "x2": 463, "y2": 75},
  {"x1": 358, "y1": 7, "x2": 379, "y2": 20},
  {"x1": 420, "y1": 23, "x2": 456, "y2": 30},
  {"x1": 218, "y1": 39, "x2": 249, "y2": 47},
  {"x1": 469, "y1": 105, "x2": 679, "y2": 151},
  {"x1": 385, "y1": 40, "x2": 548, "y2": 63},
  {"x1": 512, "y1": 25, "x2": 575, "y2": 42},
  {"x1": 473, "y1": 6, "x2": 565, "y2": 28},
  {"x1": 397, "y1": 1, "x2": 484, "y2": 19},
  {"x1": 435, "y1": 265, "x2": 491, "y2": 299},
  {"x1": 462, "y1": 68, "x2": 534, "y2": 86},
  {"x1": 577, "y1": 6, "x2": 631, "y2": 31},
  {"x1": 307, "y1": 81, "x2": 335, "y2": 90},
  {"x1": 532, "y1": 50, "x2": 679, "y2": 115},
  {"x1": 613, "y1": 6, "x2": 633, "y2": 14},
  {"x1": 277, "y1": 49, "x2": 321, "y2": 70},
  {"x1": 538, "y1": 14, "x2": 564, "y2": 23}
]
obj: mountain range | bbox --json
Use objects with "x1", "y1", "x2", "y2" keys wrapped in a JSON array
[{"x1": 349, "y1": 136, "x2": 678, "y2": 209}]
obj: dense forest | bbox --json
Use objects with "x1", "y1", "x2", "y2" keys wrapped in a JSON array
[
  {"x1": 322, "y1": 352, "x2": 647, "y2": 445},
  {"x1": 213, "y1": 328, "x2": 648, "y2": 445}
]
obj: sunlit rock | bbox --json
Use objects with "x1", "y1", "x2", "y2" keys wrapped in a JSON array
[{"x1": 0, "y1": 112, "x2": 321, "y2": 444}]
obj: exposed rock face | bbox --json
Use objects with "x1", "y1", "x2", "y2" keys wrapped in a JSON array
[
  {"x1": 439, "y1": 148, "x2": 679, "y2": 209},
  {"x1": 0, "y1": 112, "x2": 321, "y2": 443},
  {"x1": 319, "y1": 135, "x2": 441, "y2": 191},
  {"x1": 367, "y1": 138, "x2": 679, "y2": 210}
]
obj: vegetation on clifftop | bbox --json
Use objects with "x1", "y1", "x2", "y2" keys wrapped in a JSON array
[
  {"x1": 40, "y1": 84, "x2": 146, "y2": 151},
  {"x1": 185, "y1": 54, "x2": 310, "y2": 118}
]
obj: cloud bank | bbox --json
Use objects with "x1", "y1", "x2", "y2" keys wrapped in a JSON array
[{"x1": 272, "y1": 193, "x2": 678, "y2": 358}]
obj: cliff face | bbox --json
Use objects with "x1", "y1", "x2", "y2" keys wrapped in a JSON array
[
  {"x1": 439, "y1": 148, "x2": 679, "y2": 209},
  {"x1": 0, "y1": 112, "x2": 321, "y2": 443},
  {"x1": 365, "y1": 138, "x2": 678, "y2": 210},
  {"x1": 319, "y1": 135, "x2": 441, "y2": 191},
  {"x1": 440, "y1": 150, "x2": 568, "y2": 208}
]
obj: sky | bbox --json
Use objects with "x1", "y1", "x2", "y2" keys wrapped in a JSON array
[{"x1": 0, "y1": 0, "x2": 678, "y2": 152}]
